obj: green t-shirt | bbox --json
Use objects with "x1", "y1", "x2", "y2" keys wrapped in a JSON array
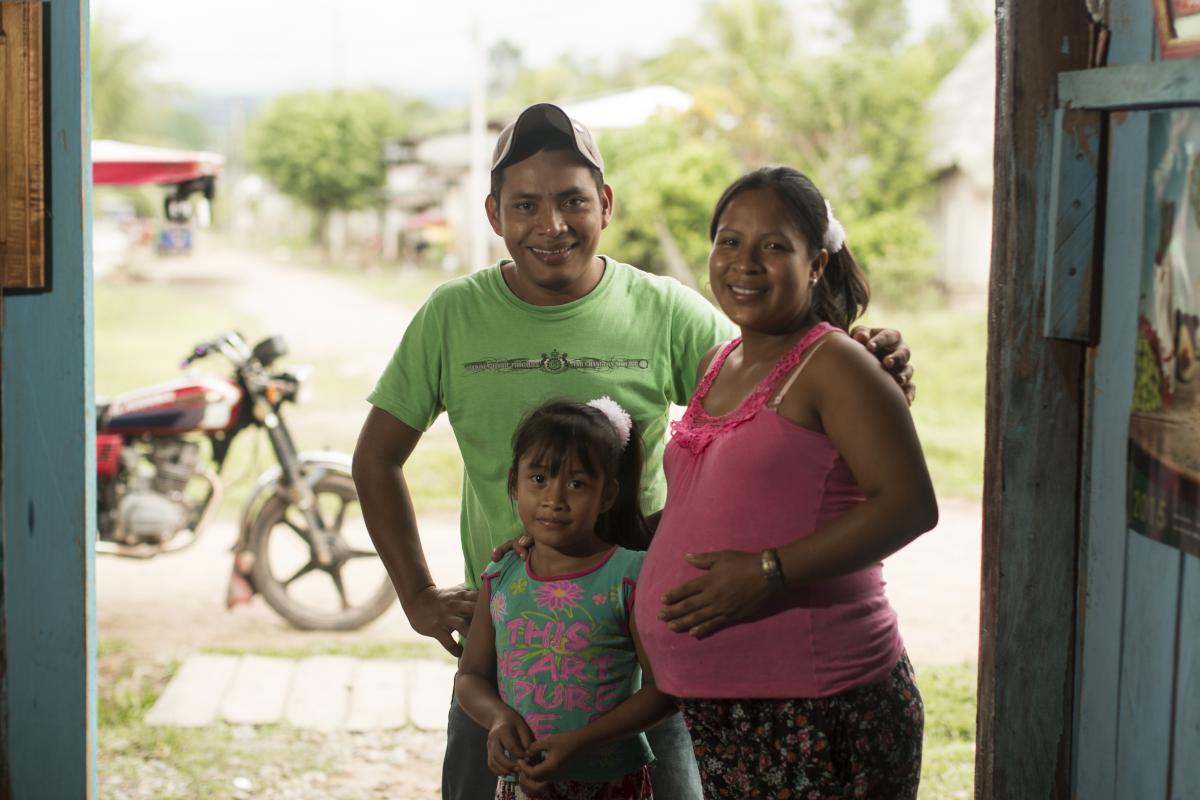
[{"x1": 368, "y1": 257, "x2": 734, "y2": 586}]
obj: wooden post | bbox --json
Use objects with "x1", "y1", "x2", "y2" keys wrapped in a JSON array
[
  {"x1": 1, "y1": 0, "x2": 94, "y2": 794},
  {"x1": 0, "y1": 0, "x2": 45, "y2": 290},
  {"x1": 978, "y1": 1, "x2": 1092, "y2": 797}
]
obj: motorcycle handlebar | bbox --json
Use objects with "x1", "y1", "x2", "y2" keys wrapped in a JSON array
[{"x1": 181, "y1": 332, "x2": 252, "y2": 370}]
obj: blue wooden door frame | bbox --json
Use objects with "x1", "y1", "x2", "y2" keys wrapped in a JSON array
[
  {"x1": 978, "y1": 2, "x2": 1091, "y2": 796},
  {"x1": 1, "y1": 0, "x2": 96, "y2": 796},
  {"x1": 1055, "y1": 14, "x2": 1200, "y2": 799},
  {"x1": 986, "y1": 0, "x2": 1200, "y2": 796}
]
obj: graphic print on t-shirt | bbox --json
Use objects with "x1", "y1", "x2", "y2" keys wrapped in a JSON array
[{"x1": 464, "y1": 350, "x2": 650, "y2": 375}]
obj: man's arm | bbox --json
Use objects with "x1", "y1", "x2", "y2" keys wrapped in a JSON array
[{"x1": 352, "y1": 406, "x2": 476, "y2": 656}]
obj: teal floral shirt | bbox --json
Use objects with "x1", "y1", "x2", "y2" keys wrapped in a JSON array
[{"x1": 482, "y1": 547, "x2": 653, "y2": 784}]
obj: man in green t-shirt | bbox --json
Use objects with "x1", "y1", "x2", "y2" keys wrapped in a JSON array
[{"x1": 353, "y1": 103, "x2": 913, "y2": 800}]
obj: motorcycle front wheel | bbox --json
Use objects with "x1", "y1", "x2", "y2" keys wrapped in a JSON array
[{"x1": 248, "y1": 470, "x2": 396, "y2": 631}]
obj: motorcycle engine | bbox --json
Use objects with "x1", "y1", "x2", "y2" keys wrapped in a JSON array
[
  {"x1": 117, "y1": 491, "x2": 188, "y2": 543},
  {"x1": 116, "y1": 439, "x2": 202, "y2": 544}
]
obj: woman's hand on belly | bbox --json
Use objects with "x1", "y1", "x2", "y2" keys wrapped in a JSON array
[{"x1": 658, "y1": 550, "x2": 773, "y2": 638}]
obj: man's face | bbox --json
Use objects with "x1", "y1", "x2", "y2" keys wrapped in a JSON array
[{"x1": 486, "y1": 148, "x2": 613, "y2": 305}]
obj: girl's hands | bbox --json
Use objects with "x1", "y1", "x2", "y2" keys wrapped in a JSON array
[
  {"x1": 518, "y1": 731, "x2": 585, "y2": 793},
  {"x1": 486, "y1": 710, "x2": 535, "y2": 777},
  {"x1": 658, "y1": 550, "x2": 773, "y2": 638}
]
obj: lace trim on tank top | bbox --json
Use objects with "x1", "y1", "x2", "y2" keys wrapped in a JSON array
[{"x1": 669, "y1": 321, "x2": 836, "y2": 455}]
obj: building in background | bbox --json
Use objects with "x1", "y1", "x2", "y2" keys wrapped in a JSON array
[
  {"x1": 381, "y1": 86, "x2": 694, "y2": 271},
  {"x1": 927, "y1": 27, "x2": 995, "y2": 305}
]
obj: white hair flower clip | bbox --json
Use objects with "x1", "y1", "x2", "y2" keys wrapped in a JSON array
[
  {"x1": 587, "y1": 396, "x2": 632, "y2": 449},
  {"x1": 824, "y1": 200, "x2": 846, "y2": 254}
]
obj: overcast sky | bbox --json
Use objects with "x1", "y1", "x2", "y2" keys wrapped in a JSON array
[{"x1": 92, "y1": 0, "x2": 956, "y2": 100}]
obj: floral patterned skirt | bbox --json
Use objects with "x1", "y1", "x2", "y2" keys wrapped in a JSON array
[
  {"x1": 677, "y1": 653, "x2": 923, "y2": 799},
  {"x1": 494, "y1": 766, "x2": 652, "y2": 800}
]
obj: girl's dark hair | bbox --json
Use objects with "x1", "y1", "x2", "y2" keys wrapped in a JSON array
[
  {"x1": 709, "y1": 166, "x2": 870, "y2": 331},
  {"x1": 508, "y1": 399, "x2": 650, "y2": 551}
]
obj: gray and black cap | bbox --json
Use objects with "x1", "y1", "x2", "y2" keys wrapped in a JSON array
[{"x1": 490, "y1": 103, "x2": 605, "y2": 174}]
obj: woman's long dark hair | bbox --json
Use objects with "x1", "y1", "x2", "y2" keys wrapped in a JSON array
[
  {"x1": 508, "y1": 399, "x2": 650, "y2": 550},
  {"x1": 709, "y1": 166, "x2": 870, "y2": 331}
]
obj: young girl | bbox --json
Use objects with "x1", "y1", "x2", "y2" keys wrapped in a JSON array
[
  {"x1": 635, "y1": 167, "x2": 938, "y2": 798},
  {"x1": 455, "y1": 398, "x2": 674, "y2": 800}
]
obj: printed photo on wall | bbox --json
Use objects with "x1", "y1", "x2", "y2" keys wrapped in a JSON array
[
  {"x1": 1128, "y1": 109, "x2": 1200, "y2": 557},
  {"x1": 1154, "y1": 0, "x2": 1200, "y2": 58}
]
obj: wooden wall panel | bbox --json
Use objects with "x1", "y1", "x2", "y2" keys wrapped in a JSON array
[
  {"x1": 0, "y1": 1, "x2": 45, "y2": 290},
  {"x1": 2, "y1": 0, "x2": 94, "y2": 794},
  {"x1": 1171, "y1": 555, "x2": 1200, "y2": 799},
  {"x1": 1044, "y1": 109, "x2": 1102, "y2": 345},
  {"x1": 978, "y1": 1, "x2": 1091, "y2": 797},
  {"x1": 1073, "y1": 108, "x2": 1149, "y2": 800},
  {"x1": 1115, "y1": 535, "x2": 1180, "y2": 798}
]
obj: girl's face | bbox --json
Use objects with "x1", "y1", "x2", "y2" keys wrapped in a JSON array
[
  {"x1": 709, "y1": 187, "x2": 827, "y2": 336},
  {"x1": 512, "y1": 451, "x2": 617, "y2": 553}
]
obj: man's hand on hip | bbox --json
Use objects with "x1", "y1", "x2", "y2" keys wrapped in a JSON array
[{"x1": 404, "y1": 584, "x2": 478, "y2": 657}]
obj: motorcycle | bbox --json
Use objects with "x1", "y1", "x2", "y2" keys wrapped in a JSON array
[{"x1": 95, "y1": 330, "x2": 395, "y2": 631}]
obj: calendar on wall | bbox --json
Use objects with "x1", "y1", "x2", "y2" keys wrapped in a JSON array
[
  {"x1": 1154, "y1": 0, "x2": 1200, "y2": 58},
  {"x1": 1128, "y1": 110, "x2": 1200, "y2": 557}
]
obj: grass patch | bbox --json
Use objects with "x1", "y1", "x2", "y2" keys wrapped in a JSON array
[
  {"x1": 918, "y1": 661, "x2": 977, "y2": 799},
  {"x1": 95, "y1": 269, "x2": 464, "y2": 517},
  {"x1": 98, "y1": 637, "x2": 333, "y2": 799},
  {"x1": 95, "y1": 279, "x2": 258, "y2": 399},
  {"x1": 859, "y1": 306, "x2": 987, "y2": 500}
]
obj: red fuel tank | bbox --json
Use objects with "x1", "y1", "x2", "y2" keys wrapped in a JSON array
[{"x1": 100, "y1": 375, "x2": 242, "y2": 436}]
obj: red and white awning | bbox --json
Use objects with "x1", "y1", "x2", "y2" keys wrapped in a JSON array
[{"x1": 92, "y1": 139, "x2": 224, "y2": 186}]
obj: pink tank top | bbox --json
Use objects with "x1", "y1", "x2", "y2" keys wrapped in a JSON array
[{"x1": 635, "y1": 323, "x2": 903, "y2": 699}]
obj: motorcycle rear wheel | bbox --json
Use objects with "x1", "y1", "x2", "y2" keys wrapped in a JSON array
[{"x1": 248, "y1": 471, "x2": 396, "y2": 631}]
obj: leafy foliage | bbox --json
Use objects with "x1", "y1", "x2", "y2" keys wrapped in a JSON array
[
  {"x1": 601, "y1": 122, "x2": 740, "y2": 280},
  {"x1": 246, "y1": 90, "x2": 423, "y2": 242},
  {"x1": 90, "y1": 12, "x2": 212, "y2": 148},
  {"x1": 593, "y1": 0, "x2": 988, "y2": 306},
  {"x1": 477, "y1": 0, "x2": 991, "y2": 305}
]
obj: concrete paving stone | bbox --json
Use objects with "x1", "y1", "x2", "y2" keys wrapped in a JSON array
[
  {"x1": 408, "y1": 660, "x2": 457, "y2": 731},
  {"x1": 144, "y1": 654, "x2": 240, "y2": 727},
  {"x1": 220, "y1": 655, "x2": 296, "y2": 725},
  {"x1": 284, "y1": 655, "x2": 356, "y2": 731},
  {"x1": 345, "y1": 659, "x2": 408, "y2": 731}
]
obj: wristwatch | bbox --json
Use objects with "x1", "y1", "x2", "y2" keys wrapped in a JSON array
[{"x1": 761, "y1": 548, "x2": 785, "y2": 590}]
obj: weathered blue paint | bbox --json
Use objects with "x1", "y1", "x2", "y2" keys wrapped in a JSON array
[
  {"x1": 1171, "y1": 555, "x2": 1200, "y2": 799},
  {"x1": 1, "y1": 0, "x2": 96, "y2": 795},
  {"x1": 1044, "y1": 108, "x2": 1101, "y2": 343},
  {"x1": 1063, "y1": 3, "x2": 1200, "y2": 799},
  {"x1": 978, "y1": 3, "x2": 1091, "y2": 796},
  {"x1": 1115, "y1": 534, "x2": 1179, "y2": 799},
  {"x1": 1059, "y1": 60, "x2": 1200, "y2": 110},
  {"x1": 1072, "y1": 109, "x2": 1148, "y2": 800}
]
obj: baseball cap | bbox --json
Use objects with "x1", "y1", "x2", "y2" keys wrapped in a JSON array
[{"x1": 490, "y1": 103, "x2": 605, "y2": 175}]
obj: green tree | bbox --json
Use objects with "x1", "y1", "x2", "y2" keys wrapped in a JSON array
[
  {"x1": 830, "y1": 0, "x2": 909, "y2": 51},
  {"x1": 658, "y1": 0, "x2": 960, "y2": 303},
  {"x1": 246, "y1": 90, "x2": 420, "y2": 249},
  {"x1": 91, "y1": 13, "x2": 214, "y2": 151},
  {"x1": 601, "y1": 121, "x2": 740, "y2": 286},
  {"x1": 90, "y1": 12, "x2": 156, "y2": 140},
  {"x1": 480, "y1": 0, "x2": 986, "y2": 305}
]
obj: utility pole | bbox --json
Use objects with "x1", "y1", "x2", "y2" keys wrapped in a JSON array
[{"x1": 468, "y1": 11, "x2": 490, "y2": 271}]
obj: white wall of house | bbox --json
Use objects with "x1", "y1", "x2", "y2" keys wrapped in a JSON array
[{"x1": 928, "y1": 27, "x2": 995, "y2": 304}]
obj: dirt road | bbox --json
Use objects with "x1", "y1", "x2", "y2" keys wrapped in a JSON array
[
  {"x1": 97, "y1": 241, "x2": 980, "y2": 798},
  {"x1": 100, "y1": 240, "x2": 982, "y2": 664}
]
